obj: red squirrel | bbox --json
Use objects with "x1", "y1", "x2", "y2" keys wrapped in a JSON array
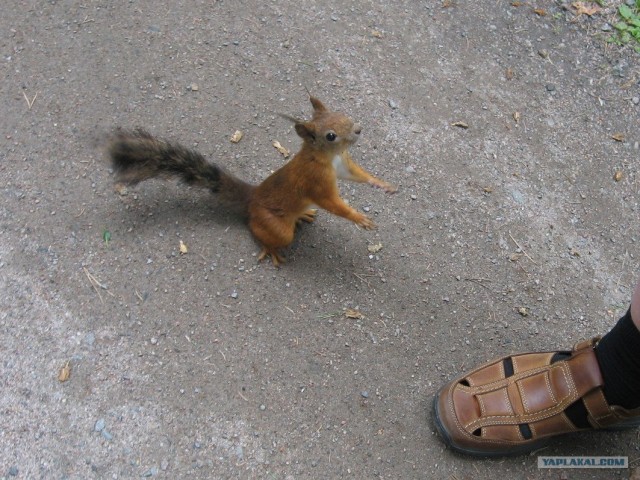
[{"x1": 108, "y1": 96, "x2": 397, "y2": 265}]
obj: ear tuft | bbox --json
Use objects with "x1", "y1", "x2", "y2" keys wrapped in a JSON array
[{"x1": 309, "y1": 96, "x2": 328, "y2": 113}]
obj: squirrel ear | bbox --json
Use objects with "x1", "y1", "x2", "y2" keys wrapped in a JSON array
[
  {"x1": 295, "y1": 122, "x2": 316, "y2": 142},
  {"x1": 309, "y1": 96, "x2": 328, "y2": 113}
]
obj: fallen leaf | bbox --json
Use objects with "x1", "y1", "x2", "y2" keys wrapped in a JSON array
[
  {"x1": 451, "y1": 121, "x2": 469, "y2": 129},
  {"x1": 114, "y1": 183, "x2": 128, "y2": 196},
  {"x1": 371, "y1": 30, "x2": 383, "y2": 38},
  {"x1": 533, "y1": 8, "x2": 547, "y2": 16},
  {"x1": 230, "y1": 130, "x2": 243, "y2": 143},
  {"x1": 569, "y1": 247, "x2": 580, "y2": 257},
  {"x1": 509, "y1": 253, "x2": 523, "y2": 262},
  {"x1": 511, "y1": 1, "x2": 523, "y2": 6},
  {"x1": 345, "y1": 308, "x2": 364, "y2": 319},
  {"x1": 613, "y1": 171, "x2": 623, "y2": 182},
  {"x1": 367, "y1": 243, "x2": 383, "y2": 253},
  {"x1": 571, "y1": 1, "x2": 602, "y2": 16},
  {"x1": 611, "y1": 133, "x2": 624, "y2": 142},
  {"x1": 272, "y1": 140, "x2": 290, "y2": 158},
  {"x1": 513, "y1": 111, "x2": 521, "y2": 123},
  {"x1": 179, "y1": 240, "x2": 188, "y2": 254},
  {"x1": 58, "y1": 361, "x2": 71, "y2": 382},
  {"x1": 505, "y1": 67, "x2": 515, "y2": 80},
  {"x1": 483, "y1": 186, "x2": 494, "y2": 193}
]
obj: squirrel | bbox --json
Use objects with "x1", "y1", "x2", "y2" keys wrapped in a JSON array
[{"x1": 108, "y1": 96, "x2": 397, "y2": 266}]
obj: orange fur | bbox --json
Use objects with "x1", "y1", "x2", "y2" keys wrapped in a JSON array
[{"x1": 109, "y1": 97, "x2": 397, "y2": 266}]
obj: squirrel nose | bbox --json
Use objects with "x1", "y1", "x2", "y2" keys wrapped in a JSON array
[{"x1": 354, "y1": 125, "x2": 362, "y2": 135}]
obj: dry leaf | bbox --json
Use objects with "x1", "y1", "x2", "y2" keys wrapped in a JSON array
[
  {"x1": 513, "y1": 111, "x2": 521, "y2": 123},
  {"x1": 367, "y1": 243, "x2": 383, "y2": 253},
  {"x1": 272, "y1": 140, "x2": 290, "y2": 158},
  {"x1": 611, "y1": 133, "x2": 624, "y2": 142},
  {"x1": 613, "y1": 171, "x2": 624, "y2": 182},
  {"x1": 509, "y1": 253, "x2": 523, "y2": 262},
  {"x1": 114, "y1": 183, "x2": 128, "y2": 196},
  {"x1": 230, "y1": 130, "x2": 243, "y2": 143},
  {"x1": 511, "y1": 1, "x2": 523, "y2": 6},
  {"x1": 571, "y1": 1, "x2": 602, "y2": 16},
  {"x1": 451, "y1": 121, "x2": 469, "y2": 129},
  {"x1": 569, "y1": 247, "x2": 580, "y2": 257},
  {"x1": 371, "y1": 30, "x2": 383, "y2": 38},
  {"x1": 533, "y1": 8, "x2": 547, "y2": 16},
  {"x1": 483, "y1": 186, "x2": 494, "y2": 193},
  {"x1": 345, "y1": 308, "x2": 364, "y2": 319},
  {"x1": 58, "y1": 361, "x2": 71, "y2": 382},
  {"x1": 179, "y1": 240, "x2": 188, "y2": 254},
  {"x1": 505, "y1": 67, "x2": 514, "y2": 80}
]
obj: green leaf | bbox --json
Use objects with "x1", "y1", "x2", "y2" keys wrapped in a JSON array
[
  {"x1": 615, "y1": 21, "x2": 629, "y2": 31},
  {"x1": 619, "y1": 4, "x2": 634, "y2": 19},
  {"x1": 103, "y1": 229, "x2": 112, "y2": 246}
]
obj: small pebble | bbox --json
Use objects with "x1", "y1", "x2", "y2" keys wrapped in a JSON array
[
  {"x1": 546, "y1": 84, "x2": 556, "y2": 92},
  {"x1": 8, "y1": 466, "x2": 19, "y2": 476},
  {"x1": 405, "y1": 165, "x2": 416, "y2": 173},
  {"x1": 361, "y1": 391, "x2": 369, "y2": 398},
  {"x1": 601, "y1": 23, "x2": 612, "y2": 32},
  {"x1": 160, "y1": 459, "x2": 169, "y2": 471},
  {"x1": 259, "y1": 404, "x2": 266, "y2": 411},
  {"x1": 632, "y1": 96, "x2": 639, "y2": 105},
  {"x1": 410, "y1": 194, "x2": 417, "y2": 200},
  {"x1": 363, "y1": 206, "x2": 371, "y2": 212},
  {"x1": 94, "y1": 418, "x2": 105, "y2": 432},
  {"x1": 101, "y1": 429, "x2": 113, "y2": 441},
  {"x1": 150, "y1": 337, "x2": 158, "y2": 345},
  {"x1": 142, "y1": 467, "x2": 158, "y2": 477},
  {"x1": 230, "y1": 290, "x2": 238, "y2": 299},
  {"x1": 388, "y1": 99, "x2": 398, "y2": 109}
]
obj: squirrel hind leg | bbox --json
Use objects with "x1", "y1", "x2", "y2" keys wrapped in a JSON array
[{"x1": 257, "y1": 247, "x2": 285, "y2": 267}]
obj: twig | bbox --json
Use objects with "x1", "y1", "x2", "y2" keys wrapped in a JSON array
[
  {"x1": 22, "y1": 90, "x2": 38, "y2": 110},
  {"x1": 353, "y1": 272, "x2": 372, "y2": 287},
  {"x1": 238, "y1": 391, "x2": 249, "y2": 402},
  {"x1": 464, "y1": 277, "x2": 496, "y2": 293},
  {"x1": 508, "y1": 231, "x2": 538, "y2": 264},
  {"x1": 83, "y1": 267, "x2": 103, "y2": 303}
]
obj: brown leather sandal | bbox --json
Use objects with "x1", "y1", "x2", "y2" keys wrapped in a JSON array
[{"x1": 433, "y1": 338, "x2": 640, "y2": 456}]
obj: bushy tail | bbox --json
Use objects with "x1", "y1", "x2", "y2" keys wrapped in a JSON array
[{"x1": 108, "y1": 129, "x2": 253, "y2": 213}]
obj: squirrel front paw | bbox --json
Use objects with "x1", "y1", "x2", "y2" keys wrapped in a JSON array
[
  {"x1": 356, "y1": 215, "x2": 376, "y2": 230},
  {"x1": 369, "y1": 179, "x2": 398, "y2": 194}
]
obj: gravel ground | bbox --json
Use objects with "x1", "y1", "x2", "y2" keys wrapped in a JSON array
[{"x1": 1, "y1": 1, "x2": 639, "y2": 479}]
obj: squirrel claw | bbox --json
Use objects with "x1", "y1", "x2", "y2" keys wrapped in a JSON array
[
  {"x1": 357, "y1": 216, "x2": 376, "y2": 230},
  {"x1": 369, "y1": 180, "x2": 398, "y2": 194},
  {"x1": 297, "y1": 209, "x2": 317, "y2": 225},
  {"x1": 258, "y1": 248, "x2": 285, "y2": 267}
]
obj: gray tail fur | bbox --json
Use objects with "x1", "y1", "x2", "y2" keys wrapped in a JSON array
[{"x1": 108, "y1": 129, "x2": 253, "y2": 214}]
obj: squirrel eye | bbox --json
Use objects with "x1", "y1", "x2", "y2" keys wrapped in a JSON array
[{"x1": 325, "y1": 132, "x2": 337, "y2": 142}]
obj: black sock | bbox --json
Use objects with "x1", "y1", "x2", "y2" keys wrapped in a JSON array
[{"x1": 595, "y1": 308, "x2": 640, "y2": 409}]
